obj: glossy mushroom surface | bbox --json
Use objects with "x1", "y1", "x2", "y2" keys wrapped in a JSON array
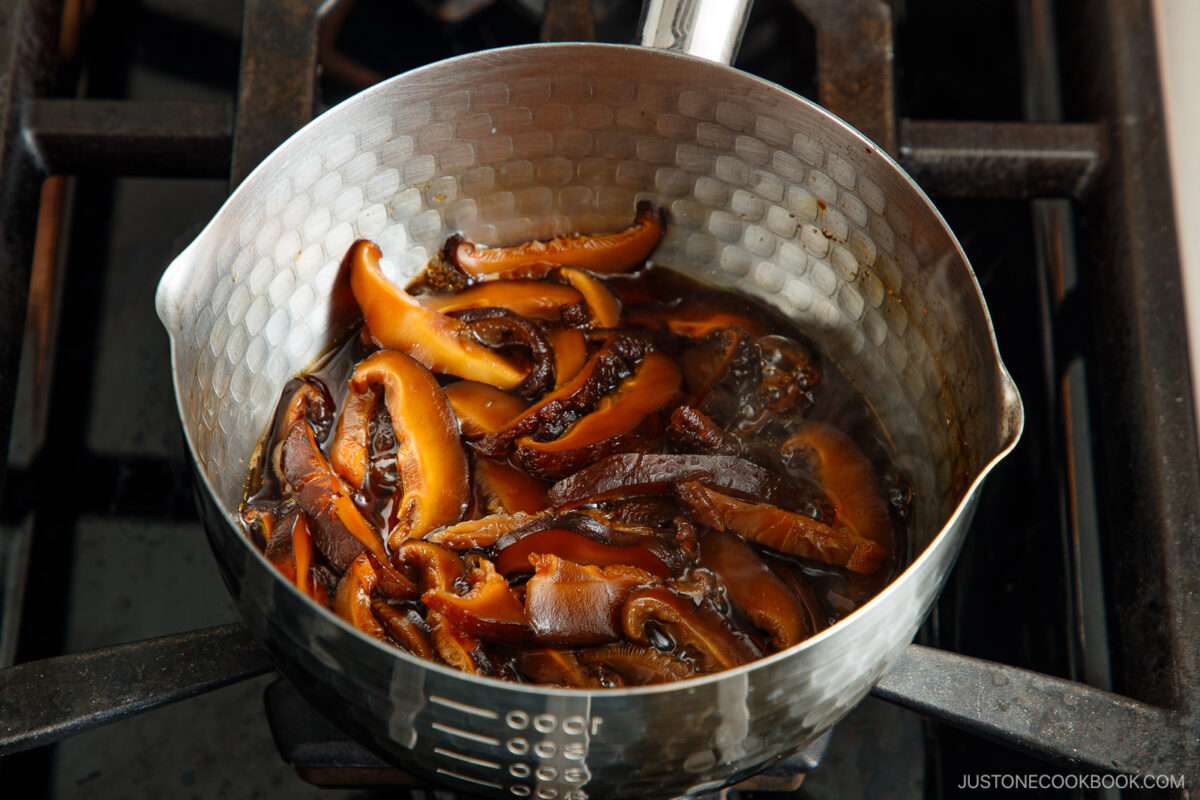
[{"x1": 239, "y1": 205, "x2": 908, "y2": 686}]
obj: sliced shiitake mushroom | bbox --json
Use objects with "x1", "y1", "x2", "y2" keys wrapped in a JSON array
[
  {"x1": 423, "y1": 559, "x2": 527, "y2": 646},
  {"x1": 559, "y1": 267, "x2": 623, "y2": 328},
  {"x1": 264, "y1": 510, "x2": 316, "y2": 597},
  {"x1": 519, "y1": 649, "x2": 601, "y2": 687},
  {"x1": 349, "y1": 239, "x2": 529, "y2": 389},
  {"x1": 665, "y1": 405, "x2": 747, "y2": 458},
  {"x1": 780, "y1": 422, "x2": 893, "y2": 550},
  {"x1": 443, "y1": 381, "x2": 528, "y2": 439},
  {"x1": 424, "y1": 511, "x2": 540, "y2": 550},
  {"x1": 472, "y1": 333, "x2": 647, "y2": 458},
  {"x1": 514, "y1": 351, "x2": 681, "y2": 479},
  {"x1": 473, "y1": 456, "x2": 549, "y2": 515},
  {"x1": 524, "y1": 554, "x2": 655, "y2": 646},
  {"x1": 699, "y1": 527, "x2": 809, "y2": 649},
  {"x1": 676, "y1": 481, "x2": 888, "y2": 575},
  {"x1": 278, "y1": 421, "x2": 389, "y2": 572},
  {"x1": 371, "y1": 601, "x2": 435, "y2": 659},
  {"x1": 419, "y1": 280, "x2": 582, "y2": 320},
  {"x1": 447, "y1": 201, "x2": 663, "y2": 278},
  {"x1": 493, "y1": 513, "x2": 680, "y2": 577},
  {"x1": 334, "y1": 554, "x2": 389, "y2": 642},
  {"x1": 679, "y1": 326, "x2": 762, "y2": 414},
  {"x1": 621, "y1": 585, "x2": 759, "y2": 672},
  {"x1": 427, "y1": 610, "x2": 480, "y2": 674},
  {"x1": 452, "y1": 307, "x2": 554, "y2": 399},
  {"x1": 327, "y1": 385, "x2": 377, "y2": 491},
  {"x1": 396, "y1": 540, "x2": 466, "y2": 593},
  {"x1": 576, "y1": 643, "x2": 696, "y2": 685},
  {"x1": 547, "y1": 327, "x2": 588, "y2": 390},
  {"x1": 624, "y1": 294, "x2": 770, "y2": 338},
  {"x1": 349, "y1": 350, "x2": 470, "y2": 546},
  {"x1": 546, "y1": 453, "x2": 793, "y2": 511}
]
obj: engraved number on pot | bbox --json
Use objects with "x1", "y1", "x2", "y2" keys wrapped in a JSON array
[
  {"x1": 503, "y1": 709, "x2": 595, "y2": 800},
  {"x1": 505, "y1": 711, "x2": 604, "y2": 736}
]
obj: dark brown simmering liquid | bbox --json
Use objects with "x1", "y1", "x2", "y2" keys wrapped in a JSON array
[{"x1": 241, "y1": 257, "x2": 910, "y2": 688}]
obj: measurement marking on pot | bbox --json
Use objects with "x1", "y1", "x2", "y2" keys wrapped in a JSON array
[
  {"x1": 431, "y1": 722, "x2": 501, "y2": 746},
  {"x1": 434, "y1": 747, "x2": 501, "y2": 769},
  {"x1": 430, "y1": 695, "x2": 500, "y2": 719},
  {"x1": 436, "y1": 768, "x2": 504, "y2": 790}
]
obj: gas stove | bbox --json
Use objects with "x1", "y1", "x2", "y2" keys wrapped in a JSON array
[{"x1": 0, "y1": 1, "x2": 1196, "y2": 798}]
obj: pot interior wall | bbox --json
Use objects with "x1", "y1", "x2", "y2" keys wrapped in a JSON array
[{"x1": 164, "y1": 44, "x2": 1010, "y2": 556}]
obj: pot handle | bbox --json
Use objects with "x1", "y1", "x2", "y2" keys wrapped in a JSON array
[
  {"x1": 0, "y1": 623, "x2": 272, "y2": 756},
  {"x1": 637, "y1": 0, "x2": 754, "y2": 66},
  {"x1": 873, "y1": 644, "x2": 1192, "y2": 778}
]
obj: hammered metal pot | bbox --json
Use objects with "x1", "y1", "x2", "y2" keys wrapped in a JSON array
[{"x1": 155, "y1": 22, "x2": 1022, "y2": 800}]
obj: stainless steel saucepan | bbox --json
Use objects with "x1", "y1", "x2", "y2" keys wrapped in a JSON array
[{"x1": 151, "y1": 2, "x2": 1022, "y2": 797}]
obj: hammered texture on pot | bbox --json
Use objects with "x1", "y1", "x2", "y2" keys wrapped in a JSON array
[{"x1": 158, "y1": 43, "x2": 1022, "y2": 800}]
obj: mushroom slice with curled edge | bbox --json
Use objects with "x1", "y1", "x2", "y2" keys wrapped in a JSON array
[
  {"x1": 493, "y1": 513, "x2": 681, "y2": 577},
  {"x1": 474, "y1": 456, "x2": 549, "y2": 514},
  {"x1": 514, "y1": 351, "x2": 681, "y2": 480},
  {"x1": 278, "y1": 421, "x2": 389, "y2": 572},
  {"x1": 559, "y1": 267, "x2": 622, "y2": 328},
  {"x1": 327, "y1": 385, "x2": 377, "y2": 491},
  {"x1": 362, "y1": 553, "x2": 420, "y2": 600},
  {"x1": 780, "y1": 422, "x2": 894, "y2": 550},
  {"x1": 424, "y1": 511, "x2": 540, "y2": 550},
  {"x1": 576, "y1": 643, "x2": 696, "y2": 685},
  {"x1": 699, "y1": 527, "x2": 809, "y2": 649},
  {"x1": 452, "y1": 307, "x2": 554, "y2": 399},
  {"x1": 253, "y1": 376, "x2": 336, "y2": 494},
  {"x1": 676, "y1": 481, "x2": 888, "y2": 575},
  {"x1": 419, "y1": 279, "x2": 582, "y2": 320},
  {"x1": 396, "y1": 539, "x2": 466, "y2": 593},
  {"x1": 524, "y1": 554, "x2": 656, "y2": 646},
  {"x1": 547, "y1": 327, "x2": 588, "y2": 389},
  {"x1": 423, "y1": 559, "x2": 528, "y2": 646},
  {"x1": 621, "y1": 586, "x2": 759, "y2": 673},
  {"x1": 349, "y1": 350, "x2": 469, "y2": 546},
  {"x1": 472, "y1": 333, "x2": 648, "y2": 458},
  {"x1": 665, "y1": 405, "x2": 747, "y2": 458},
  {"x1": 280, "y1": 376, "x2": 336, "y2": 440},
  {"x1": 371, "y1": 601, "x2": 435, "y2": 660},
  {"x1": 447, "y1": 201, "x2": 663, "y2": 279},
  {"x1": 443, "y1": 381, "x2": 528, "y2": 439},
  {"x1": 348, "y1": 239, "x2": 529, "y2": 390},
  {"x1": 334, "y1": 554, "x2": 389, "y2": 643},
  {"x1": 546, "y1": 452, "x2": 793, "y2": 511}
]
